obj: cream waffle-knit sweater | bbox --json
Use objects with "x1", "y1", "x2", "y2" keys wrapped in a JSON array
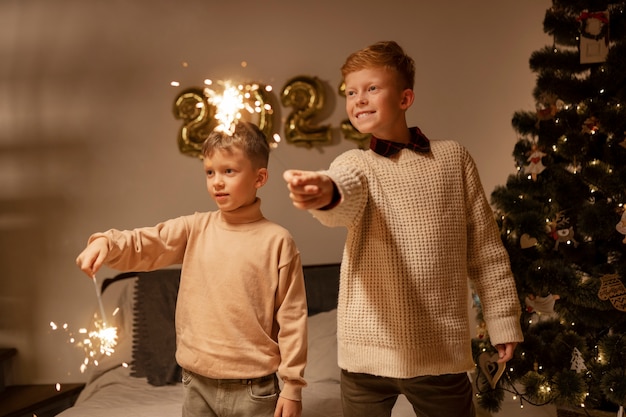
[{"x1": 311, "y1": 140, "x2": 523, "y2": 378}]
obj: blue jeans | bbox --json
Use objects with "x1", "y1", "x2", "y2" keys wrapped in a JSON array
[
  {"x1": 182, "y1": 369, "x2": 279, "y2": 417},
  {"x1": 341, "y1": 370, "x2": 475, "y2": 417}
]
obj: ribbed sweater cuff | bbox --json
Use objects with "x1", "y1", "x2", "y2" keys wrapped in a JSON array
[
  {"x1": 280, "y1": 381, "x2": 303, "y2": 401},
  {"x1": 486, "y1": 316, "x2": 524, "y2": 345}
]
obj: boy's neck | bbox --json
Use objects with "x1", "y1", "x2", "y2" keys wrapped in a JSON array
[{"x1": 373, "y1": 126, "x2": 411, "y2": 144}]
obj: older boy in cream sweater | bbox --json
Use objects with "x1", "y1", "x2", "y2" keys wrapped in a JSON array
[{"x1": 284, "y1": 41, "x2": 523, "y2": 417}]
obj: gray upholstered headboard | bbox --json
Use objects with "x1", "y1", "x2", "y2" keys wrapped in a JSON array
[
  {"x1": 101, "y1": 263, "x2": 340, "y2": 316},
  {"x1": 302, "y1": 263, "x2": 340, "y2": 315}
]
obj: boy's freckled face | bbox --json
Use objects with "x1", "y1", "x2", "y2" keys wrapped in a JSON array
[
  {"x1": 203, "y1": 147, "x2": 264, "y2": 212},
  {"x1": 344, "y1": 67, "x2": 411, "y2": 140}
]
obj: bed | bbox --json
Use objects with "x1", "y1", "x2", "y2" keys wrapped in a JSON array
[{"x1": 57, "y1": 264, "x2": 414, "y2": 417}]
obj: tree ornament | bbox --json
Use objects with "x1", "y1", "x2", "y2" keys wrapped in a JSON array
[
  {"x1": 535, "y1": 92, "x2": 564, "y2": 122},
  {"x1": 524, "y1": 143, "x2": 546, "y2": 181},
  {"x1": 597, "y1": 273, "x2": 626, "y2": 312},
  {"x1": 547, "y1": 212, "x2": 579, "y2": 250},
  {"x1": 577, "y1": 10, "x2": 610, "y2": 64},
  {"x1": 616, "y1": 209, "x2": 626, "y2": 244},
  {"x1": 525, "y1": 293, "x2": 561, "y2": 322},
  {"x1": 582, "y1": 116, "x2": 600, "y2": 134},
  {"x1": 554, "y1": 226, "x2": 579, "y2": 250},
  {"x1": 476, "y1": 351, "x2": 505, "y2": 390},
  {"x1": 520, "y1": 233, "x2": 538, "y2": 249},
  {"x1": 570, "y1": 347, "x2": 587, "y2": 373},
  {"x1": 476, "y1": 321, "x2": 488, "y2": 339}
]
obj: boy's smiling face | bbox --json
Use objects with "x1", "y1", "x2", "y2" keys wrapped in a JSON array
[
  {"x1": 203, "y1": 146, "x2": 267, "y2": 212},
  {"x1": 344, "y1": 66, "x2": 414, "y2": 141}
]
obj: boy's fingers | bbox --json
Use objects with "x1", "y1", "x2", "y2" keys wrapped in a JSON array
[
  {"x1": 283, "y1": 169, "x2": 302, "y2": 184},
  {"x1": 283, "y1": 170, "x2": 318, "y2": 186}
]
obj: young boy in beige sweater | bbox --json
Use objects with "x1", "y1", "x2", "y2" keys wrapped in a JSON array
[{"x1": 77, "y1": 122, "x2": 307, "y2": 417}]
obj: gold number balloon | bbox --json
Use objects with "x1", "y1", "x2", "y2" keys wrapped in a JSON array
[
  {"x1": 338, "y1": 81, "x2": 371, "y2": 149},
  {"x1": 280, "y1": 76, "x2": 331, "y2": 147},
  {"x1": 242, "y1": 83, "x2": 274, "y2": 143},
  {"x1": 172, "y1": 87, "x2": 218, "y2": 158},
  {"x1": 173, "y1": 84, "x2": 275, "y2": 158}
]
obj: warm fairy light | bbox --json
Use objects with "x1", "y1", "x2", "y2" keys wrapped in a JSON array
[
  {"x1": 170, "y1": 81, "x2": 180, "y2": 87},
  {"x1": 56, "y1": 383, "x2": 61, "y2": 391},
  {"x1": 270, "y1": 133, "x2": 282, "y2": 149}
]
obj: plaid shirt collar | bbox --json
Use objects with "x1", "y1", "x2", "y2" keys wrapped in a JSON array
[{"x1": 369, "y1": 126, "x2": 431, "y2": 157}]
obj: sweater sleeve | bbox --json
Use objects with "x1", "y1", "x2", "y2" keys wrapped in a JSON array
[
  {"x1": 310, "y1": 150, "x2": 369, "y2": 228},
  {"x1": 88, "y1": 216, "x2": 190, "y2": 272},
  {"x1": 460, "y1": 147, "x2": 524, "y2": 345},
  {"x1": 274, "y1": 251, "x2": 308, "y2": 401}
]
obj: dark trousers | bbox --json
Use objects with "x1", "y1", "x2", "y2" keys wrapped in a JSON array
[{"x1": 341, "y1": 370, "x2": 476, "y2": 417}]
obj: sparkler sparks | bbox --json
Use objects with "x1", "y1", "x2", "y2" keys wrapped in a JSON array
[
  {"x1": 50, "y1": 315, "x2": 118, "y2": 373},
  {"x1": 50, "y1": 276, "x2": 118, "y2": 373},
  {"x1": 202, "y1": 80, "x2": 274, "y2": 136}
]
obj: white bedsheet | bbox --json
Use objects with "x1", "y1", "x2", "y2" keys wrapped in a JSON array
[
  {"x1": 58, "y1": 365, "x2": 413, "y2": 417},
  {"x1": 56, "y1": 287, "x2": 414, "y2": 417}
]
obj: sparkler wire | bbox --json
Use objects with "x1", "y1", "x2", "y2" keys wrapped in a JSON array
[{"x1": 92, "y1": 275, "x2": 107, "y2": 325}]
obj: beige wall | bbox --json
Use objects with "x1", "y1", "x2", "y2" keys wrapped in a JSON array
[{"x1": 0, "y1": 0, "x2": 551, "y2": 384}]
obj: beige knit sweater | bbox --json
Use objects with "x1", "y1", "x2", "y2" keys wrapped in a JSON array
[
  {"x1": 89, "y1": 198, "x2": 308, "y2": 400},
  {"x1": 311, "y1": 140, "x2": 523, "y2": 378}
]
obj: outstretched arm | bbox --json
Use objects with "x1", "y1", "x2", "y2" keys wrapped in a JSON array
[{"x1": 283, "y1": 169, "x2": 336, "y2": 210}]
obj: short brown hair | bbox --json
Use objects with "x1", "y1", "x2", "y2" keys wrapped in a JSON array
[
  {"x1": 341, "y1": 41, "x2": 415, "y2": 90},
  {"x1": 201, "y1": 122, "x2": 270, "y2": 169}
]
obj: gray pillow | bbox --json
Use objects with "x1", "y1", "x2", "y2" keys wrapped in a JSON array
[{"x1": 131, "y1": 269, "x2": 181, "y2": 386}]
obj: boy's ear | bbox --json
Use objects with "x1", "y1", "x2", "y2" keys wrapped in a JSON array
[
  {"x1": 400, "y1": 88, "x2": 414, "y2": 110},
  {"x1": 255, "y1": 167, "x2": 269, "y2": 188}
]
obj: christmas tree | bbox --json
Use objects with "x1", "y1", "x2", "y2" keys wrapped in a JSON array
[{"x1": 474, "y1": 0, "x2": 626, "y2": 414}]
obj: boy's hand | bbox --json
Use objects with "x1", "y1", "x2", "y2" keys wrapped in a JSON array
[
  {"x1": 75, "y1": 237, "x2": 109, "y2": 278},
  {"x1": 274, "y1": 397, "x2": 302, "y2": 417},
  {"x1": 283, "y1": 170, "x2": 335, "y2": 210},
  {"x1": 495, "y1": 342, "x2": 518, "y2": 363}
]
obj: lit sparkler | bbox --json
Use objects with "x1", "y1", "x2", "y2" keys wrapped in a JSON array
[
  {"x1": 50, "y1": 276, "x2": 118, "y2": 373},
  {"x1": 202, "y1": 80, "x2": 273, "y2": 136}
]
